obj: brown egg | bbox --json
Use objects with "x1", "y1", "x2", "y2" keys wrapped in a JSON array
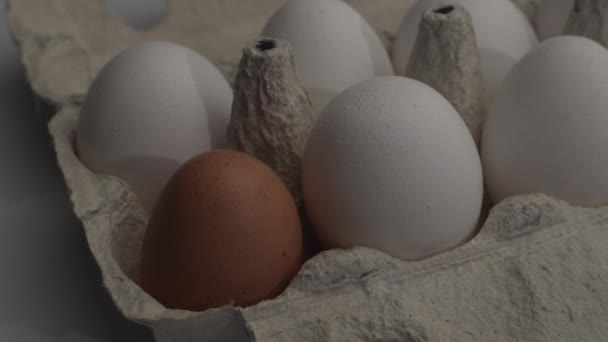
[{"x1": 140, "y1": 149, "x2": 303, "y2": 311}]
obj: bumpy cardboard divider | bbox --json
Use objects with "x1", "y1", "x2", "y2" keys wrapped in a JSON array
[{"x1": 10, "y1": 1, "x2": 608, "y2": 341}]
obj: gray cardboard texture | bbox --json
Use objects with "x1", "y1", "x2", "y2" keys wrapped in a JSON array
[
  {"x1": 405, "y1": 4, "x2": 484, "y2": 145},
  {"x1": 227, "y1": 37, "x2": 314, "y2": 209},
  {"x1": 9, "y1": 0, "x2": 608, "y2": 341}
]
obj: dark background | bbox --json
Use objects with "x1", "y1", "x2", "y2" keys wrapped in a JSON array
[{"x1": 0, "y1": 0, "x2": 168, "y2": 340}]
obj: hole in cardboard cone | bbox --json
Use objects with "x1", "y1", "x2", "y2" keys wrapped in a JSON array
[
  {"x1": 434, "y1": 5, "x2": 455, "y2": 14},
  {"x1": 256, "y1": 39, "x2": 278, "y2": 52}
]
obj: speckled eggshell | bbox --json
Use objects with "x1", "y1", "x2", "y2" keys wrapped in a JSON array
[
  {"x1": 302, "y1": 76, "x2": 484, "y2": 261},
  {"x1": 140, "y1": 149, "x2": 303, "y2": 311},
  {"x1": 535, "y1": 0, "x2": 574, "y2": 41},
  {"x1": 76, "y1": 41, "x2": 233, "y2": 212},
  {"x1": 261, "y1": 0, "x2": 394, "y2": 115},
  {"x1": 482, "y1": 36, "x2": 608, "y2": 207},
  {"x1": 392, "y1": 0, "x2": 538, "y2": 101}
]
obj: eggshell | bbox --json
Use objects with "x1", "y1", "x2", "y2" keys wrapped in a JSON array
[
  {"x1": 535, "y1": 0, "x2": 574, "y2": 41},
  {"x1": 261, "y1": 0, "x2": 394, "y2": 115},
  {"x1": 76, "y1": 41, "x2": 233, "y2": 212},
  {"x1": 302, "y1": 76, "x2": 484, "y2": 261},
  {"x1": 392, "y1": 0, "x2": 538, "y2": 100},
  {"x1": 140, "y1": 149, "x2": 303, "y2": 311},
  {"x1": 482, "y1": 36, "x2": 608, "y2": 206}
]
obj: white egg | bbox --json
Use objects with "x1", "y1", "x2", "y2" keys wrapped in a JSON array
[
  {"x1": 302, "y1": 76, "x2": 484, "y2": 261},
  {"x1": 261, "y1": 0, "x2": 394, "y2": 115},
  {"x1": 482, "y1": 36, "x2": 608, "y2": 206},
  {"x1": 535, "y1": 0, "x2": 574, "y2": 41},
  {"x1": 76, "y1": 41, "x2": 233, "y2": 211},
  {"x1": 392, "y1": 0, "x2": 538, "y2": 101}
]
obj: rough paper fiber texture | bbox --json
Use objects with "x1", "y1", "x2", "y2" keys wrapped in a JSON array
[
  {"x1": 227, "y1": 38, "x2": 314, "y2": 207},
  {"x1": 246, "y1": 195, "x2": 608, "y2": 341},
  {"x1": 6, "y1": 0, "x2": 539, "y2": 105},
  {"x1": 6, "y1": 0, "x2": 412, "y2": 105},
  {"x1": 406, "y1": 4, "x2": 484, "y2": 144},
  {"x1": 564, "y1": 0, "x2": 608, "y2": 46},
  {"x1": 9, "y1": 1, "x2": 608, "y2": 342}
]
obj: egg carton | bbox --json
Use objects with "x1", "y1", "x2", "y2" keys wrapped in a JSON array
[{"x1": 8, "y1": 0, "x2": 608, "y2": 341}]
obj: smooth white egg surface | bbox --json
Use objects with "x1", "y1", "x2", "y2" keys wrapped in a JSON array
[
  {"x1": 261, "y1": 0, "x2": 394, "y2": 115},
  {"x1": 392, "y1": 0, "x2": 538, "y2": 101},
  {"x1": 76, "y1": 41, "x2": 233, "y2": 211},
  {"x1": 535, "y1": 0, "x2": 574, "y2": 41},
  {"x1": 482, "y1": 36, "x2": 608, "y2": 206},
  {"x1": 302, "y1": 76, "x2": 484, "y2": 261}
]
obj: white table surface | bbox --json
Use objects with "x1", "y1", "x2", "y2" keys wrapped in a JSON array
[{"x1": 0, "y1": 1, "x2": 167, "y2": 340}]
